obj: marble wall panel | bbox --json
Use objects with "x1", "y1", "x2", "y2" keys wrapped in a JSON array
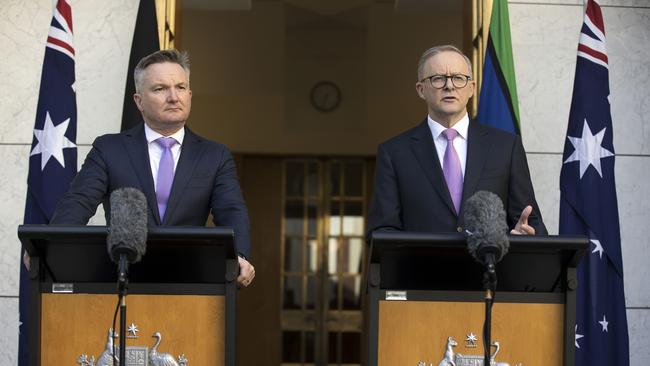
[
  {"x1": 0, "y1": 297, "x2": 19, "y2": 366},
  {"x1": 627, "y1": 308, "x2": 650, "y2": 366},
  {"x1": 0, "y1": 145, "x2": 30, "y2": 297},
  {"x1": 511, "y1": 0, "x2": 650, "y2": 7},
  {"x1": 0, "y1": 0, "x2": 137, "y2": 146},
  {"x1": 616, "y1": 156, "x2": 650, "y2": 308},
  {"x1": 510, "y1": 3, "x2": 583, "y2": 152},
  {"x1": 511, "y1": 3, "x2": 650, "y2": 155},
  {"x1": 526, "y1": 153, "x2": 562, "y2": 235},
  {"x1": 510, "y1": 0, "x2": 581, "y2": 4},
  {"x1": 72, "y1": 0, "x2": 139, "y2": 143},
  {"x1": 0, "y1": 1, "x2": 51, "y2": 144},
  {"x1": 606, "y1": 7, "x2": 650, "y2": 155},
  {"x1": 601, "y1": 0, "x2": 650, "y2": 6}
]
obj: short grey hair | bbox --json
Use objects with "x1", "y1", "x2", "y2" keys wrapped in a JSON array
[
  {"x1": 134, "y1": 49, "x2": 191, "y2": 93},
  {"x1": 417, "y1": 45, "x2": 472, "y2": 81}
]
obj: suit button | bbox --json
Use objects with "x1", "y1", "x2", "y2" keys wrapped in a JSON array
[{"x1": 456, "y1": 226, "x2": 463, "y2": 232}]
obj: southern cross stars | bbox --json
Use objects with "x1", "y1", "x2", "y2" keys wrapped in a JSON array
[
  {"x1": 590, "y1": 239, "x2": 604, "y2": 259},
  {"x1": 564, "y1": 119, "x2": 614, "y2": 179},
  {"x1": 30, "y1": 111, "x2": 76, "y2": 170},
  {"x1": 599, "y1": 315, "x2": 609, "y2": 332},
  {"x1": 575, "y1": 325, "x2": 584, "y2": 348}
]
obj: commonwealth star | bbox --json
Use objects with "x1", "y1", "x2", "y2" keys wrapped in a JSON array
[
  {"x1": 30, "y1": 111, "x2": 76, "y2": 170},
  {"x1": 564, "y1": 119, "x2": 614, "y2": 179}
]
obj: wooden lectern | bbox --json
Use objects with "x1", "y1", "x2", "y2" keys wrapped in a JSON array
[
  {"x1": 18, "y1": 225, "x2": 238, "y2": 366},
  {"x1": 365, "y1": 231, "x2": 588, "y2": 366}
]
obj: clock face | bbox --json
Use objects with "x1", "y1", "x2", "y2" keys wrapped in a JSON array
[{"x1": 310, "y1": 81, "x2": 341, "y2": 112}]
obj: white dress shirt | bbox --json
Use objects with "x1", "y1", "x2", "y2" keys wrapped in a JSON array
[
  {"x1": 144, "y1": 123, "x2": 185, "y2": 188},
  {"x1": 427, "y1": 114, "x2": 469, "y2": 177}
]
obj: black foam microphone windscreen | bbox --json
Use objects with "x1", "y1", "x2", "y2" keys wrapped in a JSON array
[
  {"x1": 463, "y1": 190, "x2": 509, "y2": 264},
  {"x1": 107, "y1": 187, "x2": 148, "y2": 264}
]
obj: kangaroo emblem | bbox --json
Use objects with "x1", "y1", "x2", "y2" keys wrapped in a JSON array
[{"x1": 437, "y1": 336, "x2": 458, "y2": 366}]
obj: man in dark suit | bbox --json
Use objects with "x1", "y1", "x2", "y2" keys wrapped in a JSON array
[
  {"x1": 50, "y1": 49, "x2": 255, "y2": 286},
  {"x1": 368, "y1": 45, "x2": 547, "y2": 237}
]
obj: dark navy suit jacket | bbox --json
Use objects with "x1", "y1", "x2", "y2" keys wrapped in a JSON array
[
  {"x1": 51, "y1": 123, "x2": 251, "y2": 257},
  {"x1": 367, "y1": 119, "x2": 547, "y2": 237}
]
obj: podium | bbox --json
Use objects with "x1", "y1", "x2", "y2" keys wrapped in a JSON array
[
  {"x1": 18, "y1": 225, "x2": 238, "y2": 366},
  {"x1": 365, "y1": 231, "x2": 588, "y2": 366}
]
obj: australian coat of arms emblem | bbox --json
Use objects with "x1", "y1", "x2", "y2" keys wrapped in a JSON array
[
  {"x1": 76, "y1": 327, "x2": 188, "y2": 366},
  {"x1": 418, "y1": 336, "x2": 513, "y2": 366}
]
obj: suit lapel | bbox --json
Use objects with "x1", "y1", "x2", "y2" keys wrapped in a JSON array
[
  {"x1": 123, "y1": 124, "x2": 161, "y2": 224},
  {"x1": 162, "y1": 127, "x2": 204, "y2": 224},
  {"x1": 409, "y1": 120, "x2": 457, "y2": 215},
  {"x1": 461, "y1": 121, "x2": 490, "y2": 209}
]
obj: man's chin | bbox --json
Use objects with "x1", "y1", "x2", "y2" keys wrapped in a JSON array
[
  {"x1": 433, "y1": 107, "x2": 463, "y2": 117},
  {"x1": 161, "y1": 113, "x2": 189, "y2": 124}
]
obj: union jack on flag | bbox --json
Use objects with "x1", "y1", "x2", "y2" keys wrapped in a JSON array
[
  {"x1": 560, "y1": 1, "x2": 629, "y2": 365},
  {"x1": 19, "y1": 0, "x2": 77, "y2": 364}
]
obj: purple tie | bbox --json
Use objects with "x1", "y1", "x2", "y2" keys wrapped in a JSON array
[
  {"x1": 442, "y1": 129, "x2": 463, "y2": 214},
  {"x1": 155, "y1": 137, "x2": 176, "y2": 220}
]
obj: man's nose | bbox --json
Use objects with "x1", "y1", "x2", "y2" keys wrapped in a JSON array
[
  {"x1": 167, "y1": 88, "x2": 179, "y2": 101},
  {"x1": 443, "y1": 77, "x2": 455, "y2": 90}
]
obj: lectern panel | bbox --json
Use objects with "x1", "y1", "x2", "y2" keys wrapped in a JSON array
[
  {"x1": 41, "y1": 294, "x2": 224, "y2": 365},
  {"x1": 378, "y1": 300, "x2": 563, "y2": 366}
]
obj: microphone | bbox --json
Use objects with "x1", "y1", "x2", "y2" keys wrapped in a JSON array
[
  {"x1": 106, "y1": 187, "x2": 148, "y2": 288},
  {"x1": 463, "y1": 191, "x2": 509, "y2": 269}
]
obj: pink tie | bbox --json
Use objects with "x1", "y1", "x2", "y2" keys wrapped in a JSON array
[{"x1": 442, "y1": 129, "x2": 463, "y2": 214}]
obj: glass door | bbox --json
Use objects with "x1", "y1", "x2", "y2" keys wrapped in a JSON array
[{"x1": 281, "y1": 159, "x2": 368, "y2": 366}]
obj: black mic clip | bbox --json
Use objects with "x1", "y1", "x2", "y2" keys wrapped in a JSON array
[
  {"x1": 481, "y1": 252, "x2": 498, "y2": 293},
  {"x1": 117, "y1": 253, "x2": 130, "y2": 296}
]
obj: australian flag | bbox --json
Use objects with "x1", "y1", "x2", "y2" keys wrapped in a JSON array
[
  {"x1": 19, "y1": 0, "x2": 77, "y2": 364},
  {"x1": 560, "y1": 1, "x2": 629, "y2": 365}
]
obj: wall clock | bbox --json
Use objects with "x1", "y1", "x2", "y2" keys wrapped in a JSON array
[{"x1": 310, "y1": 81, "x2": 341, "y2": 112}]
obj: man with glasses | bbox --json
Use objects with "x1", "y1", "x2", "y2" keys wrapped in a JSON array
[{"x1": 367, "y1": 45, "x2": 547, "y2": 237}]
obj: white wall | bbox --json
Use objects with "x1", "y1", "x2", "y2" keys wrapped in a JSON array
[
  {"x1": 511, "y1": 0, "x2": 650, "y2": 364},
  {"x1": 0, "y1": 0, "x2": 136, "y2": 363}
]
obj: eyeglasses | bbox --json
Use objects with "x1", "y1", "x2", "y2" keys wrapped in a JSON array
[{"x1": 420, "y1": 74, "x2": 472, "y2": 89}]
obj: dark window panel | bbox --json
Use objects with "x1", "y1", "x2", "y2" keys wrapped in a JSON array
[
  {"x1": 344, "y1": 161, "x2": 363, "y2": 197},
  {"x1": 285, "y1": 161, "x2": 305, "y2": 196},
  {"x1": 282, "y1": 331, "x2": 301, "y2": 363},
  {"x1": 283, "y1": 275, "x2": 302, "y2": 309},
  {"x1": 341, "y1": 332, "x2": 361, "y2": 363}
]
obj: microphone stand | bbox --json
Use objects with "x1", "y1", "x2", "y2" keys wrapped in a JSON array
[
  {"x1": 482, "y1": 254, "x2": 497, "y2": 366},
  {"x1": 117, "y1": 254, "x2": 129, "y2": 366}
]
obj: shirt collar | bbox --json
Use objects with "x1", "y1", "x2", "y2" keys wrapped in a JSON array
[
  {"x1": 144, "y1": 123, "x2": 185, "y2": 146},
  {"x1": 427, "y1": 113, "x2": 470, "y2": 140}
]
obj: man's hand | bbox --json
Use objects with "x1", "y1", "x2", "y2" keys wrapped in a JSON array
[
  {"x1": 510, "y1": 205, "x2": 536, "y2": 235},
  {"x1": 23, "y1": 252, "x2": 31, "y2": 271},
  {"x1": 237, "y1": 256, "x2": 255, "y2": 287}
]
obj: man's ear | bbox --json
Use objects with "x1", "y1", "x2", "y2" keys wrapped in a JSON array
[
  {"x1": 415, "y1": 82, "x2": 426, "y2": 99},
  {"x1": 133, "y1": 93, "x2": 143, "y2": 112}
]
